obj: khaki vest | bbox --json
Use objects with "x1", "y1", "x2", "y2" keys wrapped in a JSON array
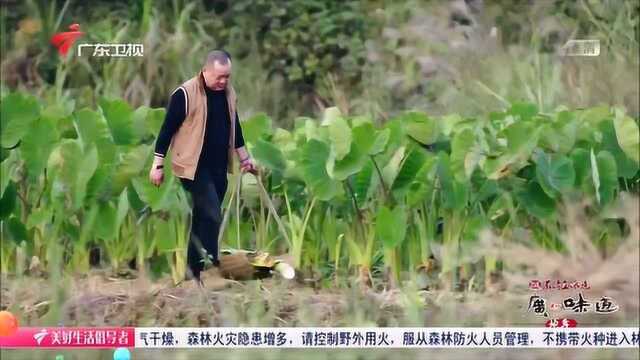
[{"x1": 169, "y1": 72, "x2": 237, "y2": 180}]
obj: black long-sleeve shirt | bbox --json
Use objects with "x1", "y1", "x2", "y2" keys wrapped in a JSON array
[{"x1": 154, "y1": 85, "x2": 245, "y2": 175}]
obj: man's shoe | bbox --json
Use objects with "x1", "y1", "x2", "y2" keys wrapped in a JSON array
[{"x1": 185, "y1": 268, "x2": 203, "y2": 281}]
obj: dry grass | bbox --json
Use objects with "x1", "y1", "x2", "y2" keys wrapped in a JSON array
[
  {"x1": 1, "y1": 195, "x2": 638, "y2": 359},
  {"x1": 481, "y1": 193, "x2": 640, "y2": 326}
]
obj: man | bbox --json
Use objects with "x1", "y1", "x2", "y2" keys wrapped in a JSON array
[{"x1": 149, "y1": 50, "x2": 257, "y2": 284}]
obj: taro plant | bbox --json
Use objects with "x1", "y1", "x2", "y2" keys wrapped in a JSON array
[{"x1": 1, "y1": 85, "x2": 638, "y2": 291}]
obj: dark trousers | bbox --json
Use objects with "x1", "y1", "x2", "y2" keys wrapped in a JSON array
[{"x1": 180, "y1": 166, "x2": 228, "y2": 279}]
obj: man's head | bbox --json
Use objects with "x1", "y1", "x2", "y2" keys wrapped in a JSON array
[{"x1": 202, "y1": 50, "x2": 232, "y2": 91}]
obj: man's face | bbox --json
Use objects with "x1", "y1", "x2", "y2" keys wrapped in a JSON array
[{"x1": 203, "y1": 60, "x2": 231, "y2": 91}]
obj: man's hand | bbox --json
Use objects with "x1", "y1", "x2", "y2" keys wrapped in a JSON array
[
  {"x1": 236, "y1": 146, "x2": 257, "y2": 175},
  {"x1": 149, "y1": 156, "x2": 165, "y2": 187},
  {"x1": 240, "y1": 157, "x2": 258, "y2": 175}
]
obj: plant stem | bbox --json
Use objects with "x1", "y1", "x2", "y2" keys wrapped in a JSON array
[{"x1": 370, "y1": 155, "x2": 389, "y2": 202}]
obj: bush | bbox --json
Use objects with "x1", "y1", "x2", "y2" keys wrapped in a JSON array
[{"x1": 210, "y1": 0, "x2": 373, "y2": 91}]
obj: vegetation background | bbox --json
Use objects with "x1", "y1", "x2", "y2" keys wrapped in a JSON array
[{"x1": 1, "y1": 1, "x2": 639, "y2": 359}]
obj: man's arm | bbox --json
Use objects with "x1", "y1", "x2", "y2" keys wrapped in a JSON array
[
  {"x1": 152, "y1": 88, "x2": 187, "y2": 168},
  {"x1": 236, "y1": 146, "x2": 250, "y2": 161},
  {"x1": 149, "y1": 88, "x2": 186, "y2": 185},
  {"x1": 233, "y1": 112, "x2": 248, "y2": 159},
  {"x1": 233, "y1": 112, "x2": 257, "y2": 174}
]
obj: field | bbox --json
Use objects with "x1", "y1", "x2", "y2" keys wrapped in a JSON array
[{"x1": 1, "y1": 1, "x2": 639, "y2": 359}]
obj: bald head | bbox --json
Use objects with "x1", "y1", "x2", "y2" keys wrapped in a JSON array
[
  {"x1": 202, "y1": 50, "x2": 232, "y2": 90},
  {"x1": 205, "y1": 50, "x2": 231, "y2": 68}
]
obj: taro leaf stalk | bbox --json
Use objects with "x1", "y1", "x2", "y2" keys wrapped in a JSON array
[
  {"x1": 375, "y1": 204, "x2": 407, "y2": 287},
  {"x1": 319, "y1": 206, "x2": 346, "y2": 282},
  {"x1": 141, "y1": 169, "x2": 190, "y2": 284},
  {"x1": 283, "y1": 186, "x2": 317, "y2": 269},
  {"x1": 95, "y1": 191, "x2": 136, "y2": 273},
  {"x1": 344, "y1": 219, "x2": 376, "y2": 287},
  {"x1": 437, "y1": 152, "x2": 469, "y2": 289},
  {"x1": 154, "y1": 214, "x2": 189, "y2": 285}
]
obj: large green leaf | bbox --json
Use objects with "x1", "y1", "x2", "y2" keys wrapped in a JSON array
[
  {"x1": 6, "y1": 216, "x2": 28, "y2": 245},
  {"x1": 472, "y1": 176, "x2": 499, "y2": 203},
  {"x1": 613, "y1": 108, "x2": 639, "y2": 164},
  {"x1": 131, "y1": 106, "x2": 166, "y2": 141},
  {"x1": 300, "y1": 139, "x2": 340, "y2": 201},
  {"x1": 351, "y1": 115, "x2": 373, "y2": 127},
  {"x1": 26, "y1": 207, "x2": 52, "y2": 229},
  {"x1": 132, "y1": 173, "x2": 176, "y2": 211},
  {"x1": 482, "y1": 155, "x2": 515, "y2": 180},
  {"x1": 327, "y1": 123, "x2": 376, "y2": 181},
  {"x1": 590, "y1": 149, "x2": 600, "y2": 203},
  {"x1": 73, "y1": 108, "x2": 117, "y2": 164},
  {"x1": 351, "y1": 122, "x2": 375, "y2": 155},
  {"x1": 406, "y1": 155, "x2": 438, "y2": 207},
  {"x1": 131, "y1": 106, "x2": 151, "y2": 141},
  {"x1": 21, "y1": 115, "x2": 58, "y2": 181},
  {"x1": 382, "y1": 146, "x2": 405, "y2": 190},
  {"x1": 321, "y1": 106, "x2": 342, "y2": 126},
  {"x1": 597, "y1": 119, "x2": 638, "y2": 178},
  {"x1": 0, "y1": 151, "x2": 18, "y2": 198},
  {"x1": 302, "y1": 117, "x2": 323, "y2": 141},
  {"x1": 127, "y1": 184, "x2": 145, "y2": 213},
  {"x1": 95, "y1": 201, "x2": 118, "y2": 241},
  {"x1": 391, "y1": 147, "x2": 426, "y2": 199},
  {"x1": 570, "y1": 148, "x2": 590, "y2": 187},
  {"x1": 78, "y1": 203, "x2": 99, "y2": 245},
  {"x1": 579, "y1": 105, "x2": 611, "y2": 127},
  {"x1": 113, "y1": 145, "x2": 151, "y2": 194},
  {"x1": 488, "y1": 193, "x2": 513, "y2": 222},
  {"x1": 376, "y1": 205, "x2": 407, "y2": 249},
  {"x1": 540, "y1": 114, "x2": 577, "y2": 154},
  {"x1": 0, "y1": 182, "x2": 17, "y2": 219},
  {"x1": 99, "y1": 98, "x2": 135, "y2": 145},
  {"x1": 438, "y1": 152, "x2": 469, "y2": 211},
  {"x1": 440, "y1": 113, "x2": 464, "y2": 137},
  {"x1": 503, "y1": 120, "x2": 537, "y2": 153},
  {"x1": 75, "y1": 145, "x2": 99, "y2": 210},
  {"x1": 484, "y1": 121, "x2": 539, "y2": 179},
  {"x1": 61, "y1": 221, "x2": 80, "y2": 245},
  {"x1": 369, "y1": 128, "x2": 390, "y2": 155},
  {"x1": 46, "y1": 145, "x2": 65, "y2": 202},
  {"x1": 450, "y1": 128, "x2": 481, "y2": 182},
  {"x1": 41, "y1": 99, "x2": 74, "y2": 123},
  {"x1": 146, "y1": 108, "x2": 166, "y2": 138},
  {"x1": 508, "y1": 102, "x2": 538, "y2": 121},
  {"x1": 353, "y1": 160, "x2": 373, "y2": 208},
  {"x1": 516, "y1": 181, "x2": 555, "y2": 218},
  {"x1": 252, "y1": 138, "x2": 286, "y2": 172},
  {"x1": 0, "y1": 92, "x2": 40, "y2": 148},
  {"x1": 382, "y1": 120, "x2": 405, "y2": 152},
  {"x1": 273, "y1": 128, "x2": 295, "y2": 153},
  {"x1": 327, "y1": 142, "x2": 366, "y2": 181},
  {"x1": 154, "y1": 218, "x2": 177, "y2": 252},
  {"x1": 462, "y1": 215, "x2": 488, "y2": 243},
  {"x1": 116, "y1": 189, "x2": 129, "y2": 229},
  {"x1": 242, "y1": 113, "x2": 273, "y2": 144},
  {"x1": 324, "y1": 114, "x2": 352, "y2": 161},
  {"x1": 400, "y1": 111, "x2": 439, "y2": 145},
  {"x1": 533, "y1": 151, "x2": 576, "y2": 199},
  {"x1": 50, "y1": 140, "x2": 98, "y2": 210},
  {"x1": 87, "y1": 163, "x2": 113, "y2": 202},
  {"x1": 592, "y1": 150, "x2": 618, "y2": 205}
]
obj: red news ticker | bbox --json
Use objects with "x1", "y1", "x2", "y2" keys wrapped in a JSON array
[{"x1": 0, "y1": 327, "x2": 135, "y2": 348}]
